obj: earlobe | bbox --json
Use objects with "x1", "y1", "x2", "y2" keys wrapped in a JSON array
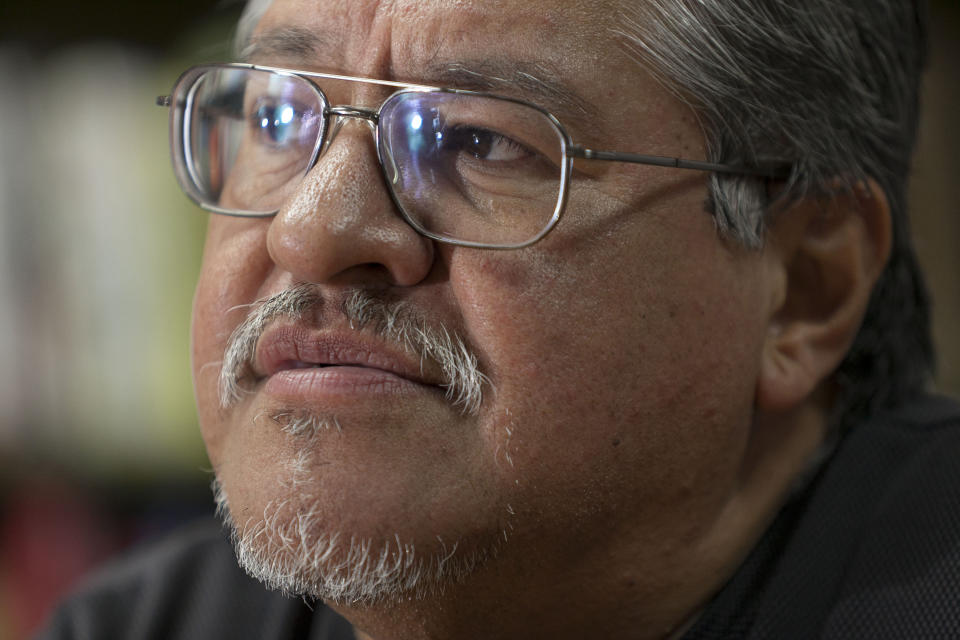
[{"x1": 755, "y1": 180, "x2": 892, "y2": 413}]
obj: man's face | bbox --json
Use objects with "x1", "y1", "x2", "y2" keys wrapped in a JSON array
[{"x1": 192, "y1": 0, "x2": 772, "y2": 603}]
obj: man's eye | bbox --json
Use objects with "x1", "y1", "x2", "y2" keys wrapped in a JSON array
[
  {"x1": 444, "y1": 126, "x2": 532, "y2": 163},
  {"x1": 250, "y1": 100, "x2": 311, "y2": 146}
]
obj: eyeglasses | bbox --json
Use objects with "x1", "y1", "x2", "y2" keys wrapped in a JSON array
[{"x1": 157, "y1": 63, "x2": 788, "y2": 249}]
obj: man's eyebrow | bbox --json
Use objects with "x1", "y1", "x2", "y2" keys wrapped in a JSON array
[
  {"x1": 241, "y1": 27, "x2": 597, "y2": 125},
  {"x1": 430, "y1": 61, "x2": 597, "y2": 123},
  {"x1": 239, "y1": 26, "x2": 327, "y2": 63}
]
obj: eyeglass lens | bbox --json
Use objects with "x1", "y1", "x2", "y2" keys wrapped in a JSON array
[{"x1": 171, "y1": 66, "x2": 569, "y2": 247}]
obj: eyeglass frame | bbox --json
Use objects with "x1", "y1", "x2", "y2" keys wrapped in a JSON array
[{"x1": 157, "y1": 62, "x2": 791, "y2": 250}]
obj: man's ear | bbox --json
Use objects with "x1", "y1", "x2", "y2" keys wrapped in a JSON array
[{"x1": 755, "y1": 180, "x2": 892, "y2": 413}]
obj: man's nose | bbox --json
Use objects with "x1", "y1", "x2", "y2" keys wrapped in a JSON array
[{"x1": 265, "y1": 121, "x2": 435, "y2": 287}]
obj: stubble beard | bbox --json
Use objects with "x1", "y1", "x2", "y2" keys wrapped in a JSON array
[{"x1": 209, "y1": 285, "x2": 514, "y2": 604}]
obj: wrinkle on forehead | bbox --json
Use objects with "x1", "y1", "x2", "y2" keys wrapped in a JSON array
[
  {"x1": 243, "y1": 24, "x2": 596, "y2": 124},
  {"x1": 246, "y1": 0, "x2": 610, "y2": 128},
  {"x1": 247, "y1": 0, "x2": 690, "y2": 161},
  {"x1": 251, "y1": 0, "x2": 613, "y2": 65}
]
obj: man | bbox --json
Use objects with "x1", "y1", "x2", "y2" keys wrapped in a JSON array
[{"x1": 41, "y1": 0, "x2": 960, "y2": 638}]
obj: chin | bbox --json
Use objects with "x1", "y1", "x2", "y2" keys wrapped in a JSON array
[
  {"x1": 211, "y1": 471, "x2": 510, "y2": 604},
  {"x1": 207, "y1": 405, "x2": 516, "y2": 605}
]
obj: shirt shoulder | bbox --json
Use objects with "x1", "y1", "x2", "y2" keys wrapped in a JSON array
[
  {"x1": 813, "y1": 394, "x2": 960, "y2": 638},
  {"x1": 36, "y1": 517, "x2": 353, "y2": 640},
  {"x1": 687, "y1": 394, "x2": 960, "y2": 639}
]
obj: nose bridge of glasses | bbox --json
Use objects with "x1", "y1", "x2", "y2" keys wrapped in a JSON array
[
  {"x1": 327, "y1": 105, "x2": 379, "y2": 123},
  {"x1": 320, "y1": 105, "x2": 379, "y2": 155}
]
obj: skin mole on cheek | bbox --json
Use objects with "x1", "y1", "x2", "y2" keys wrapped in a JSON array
[{"x1": 473, "y1": 255, "x2": 529, "y2": 291}]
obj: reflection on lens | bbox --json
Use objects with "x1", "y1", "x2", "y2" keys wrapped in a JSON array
[
  {"x1": 171, "y1": 68, "x2": 568, "y2": 246},
  {"x1": 175, "y1": 67, "x2": 325, "y2": 214},
  {"x1": 378, "y1": 91, "x2": 566, "y2": 247},
  {"x1": 253, "y1": 101, "x2": 299, "y2": 144}
]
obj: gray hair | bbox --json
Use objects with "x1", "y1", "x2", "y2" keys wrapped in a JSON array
[
  {"x1": 212, "y1": 477, "x2": 498, "y2": 604},
  {"x1": 234, "y1": 0, "x2": 934, "y2": 429},
  {"x1": 235, "y1": 0, "x2": 274, "y2": 59},
  {"x1": 617, "y1": 1, "x2": 933, "y2": 429}
]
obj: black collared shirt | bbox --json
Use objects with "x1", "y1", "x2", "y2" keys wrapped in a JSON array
[{"x1": 39, "y1": 395, "x2": 960, "y2": 639}]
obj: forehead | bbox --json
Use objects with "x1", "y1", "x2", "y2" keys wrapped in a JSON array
[
  {"x1": 255, "y1": 0, "x2": 618, "y2": 54},
  {"x1": 253, "y1": 0, "x2": 614, "y2": 88},
  {"x1": 250, "y1": 0, "x2": 692, "y2": 154}
]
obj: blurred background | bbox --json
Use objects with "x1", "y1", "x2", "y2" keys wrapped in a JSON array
[
  {"x1": 0, "y1": 1, "x2": 958, "y2": 638},
  {"x1": 0, "y1": 2, "x2": 236, "y2": 637}
]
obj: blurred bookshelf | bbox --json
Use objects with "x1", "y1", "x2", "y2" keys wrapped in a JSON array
[{"x1": 0, "y1": 4, "x2": 241, "y2": 637}]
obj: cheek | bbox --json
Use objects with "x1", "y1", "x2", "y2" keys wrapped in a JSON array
[
  {"x1": 447, "y1": 230, "x2": 767, "y2": 510},
  {"x1": 191, "y1": 219, "x2": 275, "y2": 456}
]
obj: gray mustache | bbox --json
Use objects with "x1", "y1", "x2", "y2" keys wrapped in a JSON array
[{"x1": 218, "y1": 285, "x2": 487, "y2": 414}]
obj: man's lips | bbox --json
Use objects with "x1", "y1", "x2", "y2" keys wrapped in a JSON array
[{"x1": 251, "y1": 323, "x2": 443, "y2": 396}]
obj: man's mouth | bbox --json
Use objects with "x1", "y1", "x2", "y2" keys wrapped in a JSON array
[
  {"x1": 249, "y1": 322, "x2": 445, "y2": 401},
  {"x1": 217, "y1": 286, "x2": 486, "y2": 414},
  {"x1": 281, "y1": 361, "x2": 350, "y2": 369}
]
